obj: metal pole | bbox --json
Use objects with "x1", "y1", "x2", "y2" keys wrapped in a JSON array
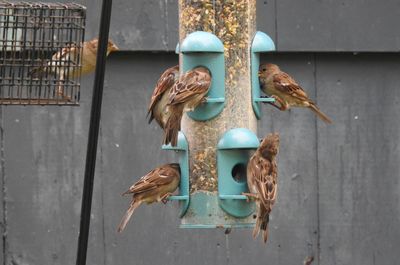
[{"x1": 75, "y1": 0, "x2": 113, "y2": 264}]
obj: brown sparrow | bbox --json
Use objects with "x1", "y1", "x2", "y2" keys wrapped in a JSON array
[
  {"x1": 244, "y1": 133, "x2": 280, "y2": 243},
  {"x1": 259, "y1": 63, "x2": 332, "y2": 124},
  {"x1": 117, "y1": 163, "x2": 180, "y2": 232},
  {"x1": 147, "y1": 65, "x2": 179, "y2": 129},
  {"x1": 164, "y1": 66, "x2": 211, "y2": 146}
]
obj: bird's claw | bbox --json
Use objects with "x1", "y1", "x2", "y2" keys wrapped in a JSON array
[
  {"x1": 265, "y1": 95, "x2": 285, "y2": 110},
  {"x1": 160, "y1": 192, "x2": 172, "y2": 204},
  {"x1": 242, "y1": 192, "x2": 258, "y2": 202}
]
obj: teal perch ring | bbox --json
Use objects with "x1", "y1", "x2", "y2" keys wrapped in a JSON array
[
  {"x1": 162, "y1": 132, "x2": 190, "y2": 217},
  {"x1": 251, "y1": 31, "x2": 276, "y2": 119},
  {"x1": 180, "y1": 31, "x2": 225, "y2": 121}
]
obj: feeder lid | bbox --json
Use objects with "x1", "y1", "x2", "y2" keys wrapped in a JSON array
[
  {"x1": 217, "y1": 128, "x2": 259, "y2": 150},
  {"x1": 252, "y1": 31, "x2": 275, "y2": 53},
  {"x1": 162, "y1": 132, "x2": 188, "y2": 151},
  {"x1": 181, "y1": 31, "x2": 224, "y2": 53}
]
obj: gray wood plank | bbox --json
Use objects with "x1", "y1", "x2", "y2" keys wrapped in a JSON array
[
  {"x1": 19, "y1": 0, "x2": 173, "y2": 51},
  {"x1": 85, "y1": 0, "x2": 172, "y2": 51},
  {"x1": 316, "y1": 53, "x2": 400, "y2": 265},
  {"x1": 8, "y1": 0, "x2": 400, "y2": 51},
  {"x1": 166, "y1": 0, "x2": 179, "y2": 51},
  {"x1": 277, "y1": 0, "x2": 400, "y2": 51},
  {"x1": 257, "y1": 54, "x2": 319, "y2": 264},
  {"x1": 257, "y1": 0, "x2": 277, "y2": 46},
  {"x1": 0, "y1": 108, "x2": 4, "y2": 265},
  {"x1": 2, "y1": 75, "x2": 105, "y2": 265}
]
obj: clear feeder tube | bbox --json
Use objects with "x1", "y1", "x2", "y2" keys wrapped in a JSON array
[{"x1": 179, "y1": 0, "x2": 257, "y2": 227}]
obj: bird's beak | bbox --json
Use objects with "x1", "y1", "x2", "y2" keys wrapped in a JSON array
[
  {"x1": 258, "y1": 71, "x2": 262, "y2": 77},
  {"x1": 111, "y1": 43, "x2": 119, "y2": 52}
]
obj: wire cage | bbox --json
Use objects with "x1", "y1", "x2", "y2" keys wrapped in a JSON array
[{"x1": 0, "y1": 1, "x2": 86, "y2": 105}]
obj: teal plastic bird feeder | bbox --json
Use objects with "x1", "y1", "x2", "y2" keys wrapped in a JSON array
[
  {"x1": 179, "y1": 31, "x2": 225, "y2": 121},
  {"x1": 217, "y1": 128, "x2": 259, "y2": 218},
  {"x1": 162, "y1": 132, "x2": 190, "y2": 217},
  {"x1": 251, "y1": 31, "x2": 276, "y2": 119},
  {"x1": 177, "y1": 1, "x2": 265, "y2": 229}
]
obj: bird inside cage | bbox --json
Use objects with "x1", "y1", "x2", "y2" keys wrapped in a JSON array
[{"x1": 29, "y1": 38, "x2": 119, "y2": 100}]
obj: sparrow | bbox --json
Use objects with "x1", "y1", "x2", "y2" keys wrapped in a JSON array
[
  {"x1": 164, "y1": 66, "x2": 211, "y2": 146},
  {"x1": 29, "y1": 38, "x2": 118, "y2": 98},
  {"x1": 244, "y1": 133, "x2": 279, "y2": 243},
  {"x1": 259, "y1": 63, "x2": 332, "y2": 124},
  {"x1": 147, "y1": 65, "x2": 179, "y2": 129},
  {"x1": 117, "y1": 163, "x2": 180, "y2": 232}
]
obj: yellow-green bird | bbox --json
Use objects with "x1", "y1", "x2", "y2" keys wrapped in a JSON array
[
  {"x1": 30, "y1": 38, "x2": 119, "y2": 79},
  {"x1": 29, "y1": 38, "x2": 118, "y2": 99}
]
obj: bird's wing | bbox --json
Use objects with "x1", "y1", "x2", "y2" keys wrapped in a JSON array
[
  {"x1": 148, "y1": 66, "x2": 178, "y2": 112},
  {"x1": 273, "y1": 72, "x2": 310, "y2": 101},
  {"x1": 85, "y1": 39, "x2": 98, "y2": 51},
  {"x1": 125, "y1": 166, "x2": 178, "y2": 195},
  {"x1": 257, "y1": 172, "x2": 277, "y2": 209},
  {"x1": 82, "y1": 39, "x2": 98, "y2": 58},
  {"x1": 251, "y1": 157, "x2": 276, "y2": 209},
  {"x1": 50, "y1": 45, "x2": 79, "y2": 70},
  {"x1": 53, "y1": 45, "x2": 78, "y2": 61},
  {"x1": 168, "y1": 69, "x2": 210, "y2": 105}
]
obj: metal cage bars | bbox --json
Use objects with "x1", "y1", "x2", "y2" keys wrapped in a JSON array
[{"x1": 0, "y1": 2, "x2": 86, "y2": 105}]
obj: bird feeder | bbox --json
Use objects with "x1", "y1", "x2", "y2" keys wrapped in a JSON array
[
  {"x1": 179, "y1": 31, "x2": 225, "y2": 121},
  {"x1": 162, "y1": 132, "x2": 190, "y2": 217},
  {"x1": 0, "y1": 2, "x2": 86, "y2": 105},
  {"x1": 217, "y1": 128, "x2": 258, "y2": 218},
  {"x1": 251, "y1": 31, "x2": 276, "y2": 119},
  {"x1": 176, "y1": 0, "x2": 265, "y2": 228}
]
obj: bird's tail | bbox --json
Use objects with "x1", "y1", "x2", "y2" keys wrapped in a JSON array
[
  {"x1": 309, "y1": 103, "x2": 332, "y2": 124},
  {"x1": 252, "y1": 219, "x2": 260, "y2": 239},
  {"x1": 163, "y1": 105, "x2": 183, "y2": 147},
  {"x1": 147, "y1": 111, "x2": 154, "y2": 124},
  {"x1": 253, "y1": 206, "x2": 270, "y2": 243},
  {"x1": 260, "y1": 214, "x2": 270, "y2": 244},
  {"x1": 117, "y1": 199, "x2": 141, "y2": 233}
]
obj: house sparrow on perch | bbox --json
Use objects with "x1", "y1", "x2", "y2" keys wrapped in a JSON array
[
  {"x1": 147, "y1": 65, "x2": 179, "y2": 129},
  {"x1": 164, "y1": 66, "x2": 211, "y2": 146},
  {"x1": 244, "y1": 133, "x2": 279, "y2": 243},
  {"x1": 117, "y1": 163, "x2": 180, "y2": 232},
  {"x1": 259, "y1": 63, "x2": 332, "y2": 124},
  {"x1": 30, "y1": 38, "x2": 118, "y2": 99}
]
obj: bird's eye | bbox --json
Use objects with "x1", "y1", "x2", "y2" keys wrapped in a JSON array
[{"x1": 263, "y1": 69, "x2": 267, "y2": 72}]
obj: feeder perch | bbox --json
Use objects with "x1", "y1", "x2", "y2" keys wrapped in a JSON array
[
  {"x1": 0, "y1": 2, "x2": 86, "y2": 105},
  {"x1": 162, "y1": 132, "x2": 190, "y2": 217},
  {"x1": 251, "y1": 31, "x2": 276, "y2": 119},
  {"x1": 179, "y1": 31, "x2": 225, "y2": 121},
  {"x1": 217, "y1": 128, "x2": 258, "y2": 217}
]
